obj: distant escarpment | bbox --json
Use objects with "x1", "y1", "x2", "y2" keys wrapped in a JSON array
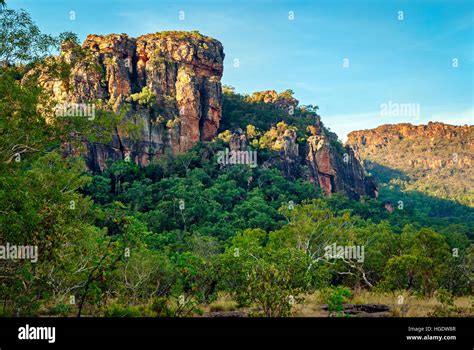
[
  {"x1": 30, "y1": 31, "x2": 224, "y2": 171},
  {"x1": 347, "y1": 122, "x2": 474, "y2": 206}
]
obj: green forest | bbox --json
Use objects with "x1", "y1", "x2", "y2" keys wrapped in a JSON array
[{"x1": 0, "y1": 6, "x2": 473, "y2": 318}]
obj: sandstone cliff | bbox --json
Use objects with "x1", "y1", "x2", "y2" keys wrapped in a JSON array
[
  {"x1": 30, "y1": 31, "x2": 376, "y2": 199},
  {"x1": 33, "y1": 31, "x2": 224, "y2": 171},
  {"x1": 306, "y1": 133, "x2": 377, "y2": 199}
]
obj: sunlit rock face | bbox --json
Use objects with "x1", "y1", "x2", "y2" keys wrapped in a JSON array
[
  {"x1": 34, "y1": 32, "x2": 224, "y2": 171},
  {"x1": 347, "y1": 122, "x2": 473, "y2": 170},
  {"x1": 306, "y1": 134, "x2": 378, "y2": 199}
]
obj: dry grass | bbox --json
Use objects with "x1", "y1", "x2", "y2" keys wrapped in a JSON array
[
  {"x1": 201, "y1": 290, "x2": 473, "y2": 317},
  {"x1": 292, "y1": 290, "x2": 474, "y2": 317},
  {"x1": 291, "y1": 291, "x2": 327, "y2": 317},
  {"x1": 203, "y1": 293, "x2": 239, "y2": 313}
]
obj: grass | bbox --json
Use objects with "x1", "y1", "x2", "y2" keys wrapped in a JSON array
[
  {"x1": 35, "y1": 290, "x2": 473, "y2": 317},
  {"x1": 292, "y1": 290, "x2": 473, "y2": 317},
  {"x1": 203, "y1": 290, "x2": 474, "y2": 317},
  {"x1": 204, "y1": 293, "x2": 239, "y2": 313}
]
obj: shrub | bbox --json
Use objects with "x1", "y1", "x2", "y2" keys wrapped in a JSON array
[{"x1": 323, "y1": 287, "x2": 352, "y2": 317}]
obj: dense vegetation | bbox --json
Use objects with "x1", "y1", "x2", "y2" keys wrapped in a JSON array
[{"x1": 0, "y1": 7, "x2": 472, "y2": 317}]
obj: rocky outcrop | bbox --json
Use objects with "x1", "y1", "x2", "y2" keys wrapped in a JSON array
[
  {"x1": 306, "y1": 134, "x2": 377, "y2": 199},
  {"x1": 248, "y1": 90, "x2": 299, "y2": 111},
  {"x1": 225, "y1": 121, "x2": 377, "y2": 199},
  {"x1": 32, "y1": 31, "x2": 224, "y2": 171},
  {"x1": 228, "y1": 129, "x2": 248, "y2": 151},
  {"x1": 322, "y1": 304, "x2": 390, "y2": 317}
]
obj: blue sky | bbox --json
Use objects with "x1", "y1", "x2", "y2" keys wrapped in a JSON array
[{"x1": 8, "y1": 0, "x2": 474, "y2": 140}]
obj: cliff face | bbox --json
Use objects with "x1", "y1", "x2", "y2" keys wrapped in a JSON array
[
  {"x1": 35, "y1": 32, "x2": 224, "y2": 171},
  {"x1": 347, "y1": 122, "x2": 473, "y2": 206},
  {"x1": 306, "y1": 134, "x2": 377, "y2": 199},
  {"x1": 31, "y1": 31, "x2": 376, "y2": 199}
]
